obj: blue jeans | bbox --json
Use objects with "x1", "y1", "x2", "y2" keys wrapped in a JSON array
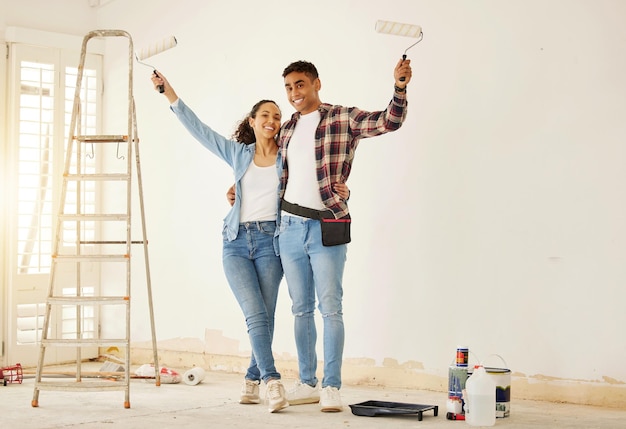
[
  {"x1": 278, "y1": 214, "x2": 347, "y2": 389},
  {"x1": 222, "y1": 221, "x2": 283, "y2": 383}
]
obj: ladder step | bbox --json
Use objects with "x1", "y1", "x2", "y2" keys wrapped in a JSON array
[
  {"x1": 41, "y1": 338, "x2": 128, "y2": 347},
  {"x1": 80, "y1": 240, "x2": 146, "y2": 245},
  {"x1": 34, "y1": 381, "x2": 128, "y2": 392},
  {"x1": 76, "y1": 134, "x2": 128, "y2": 143},
  {"x1": 53, "y1": 254, "x2": 129, "y2": 262},
  {"x1": 65, "y1": 173, "x2": 129, "y2": 181},
  {"x1": 48, "y1": 296, "x2": 129, "y2": 305},
  {"x1": 60, "y1": 214, "x2": 129, "y2": 221}
]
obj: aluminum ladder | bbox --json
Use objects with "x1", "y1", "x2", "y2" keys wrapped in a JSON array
[{"x1": 32, "y1": 30, "x2": 160, "y2": 409}]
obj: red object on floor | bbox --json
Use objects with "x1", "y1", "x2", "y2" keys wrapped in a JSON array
[{"x1": 0, "y1": 363, "x2": 23, "y2": 385}]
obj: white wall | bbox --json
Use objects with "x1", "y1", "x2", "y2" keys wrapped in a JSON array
[
  {"x1": 3, "y1": 0, "x2": 626, "y2": 403},
  {"x1": 98, "y1": 0, "x2": 626, "y2": 382}
]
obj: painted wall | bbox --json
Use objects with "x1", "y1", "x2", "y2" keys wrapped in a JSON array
[
  {"x1": 99, "y1": 0, "x2": 626, "y2": 393},
  {"x1": 3, "y1": 0, "x2": 626, "y2": 406}
]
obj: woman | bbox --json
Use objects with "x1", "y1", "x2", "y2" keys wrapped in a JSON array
[{"x1": 150, "y1": 71, "x2": 348, "y2": 413}]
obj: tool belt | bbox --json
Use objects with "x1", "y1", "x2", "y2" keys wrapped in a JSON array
[{"x1": 281, "y1": 199, "x2": 351, "y2": 246}]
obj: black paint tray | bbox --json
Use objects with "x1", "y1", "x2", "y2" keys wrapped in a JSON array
[{"x1": 349, "y1": 400, "x2": 439, "y2": 421}]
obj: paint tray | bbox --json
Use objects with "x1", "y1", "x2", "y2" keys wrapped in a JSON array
[{"x1": 349, "y1": 400, "x2": 438, "y2": 421}]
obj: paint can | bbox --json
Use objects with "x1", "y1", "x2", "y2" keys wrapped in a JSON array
[
  {"x1": 485, "y1": 366, "x2": 511, "y2": 418},
  {"x1": 468, "y1": 355, "x2": 511, "y2": 418},
  {"x1": 455, "y1": 346, "x2": 469, "y2": 367}
]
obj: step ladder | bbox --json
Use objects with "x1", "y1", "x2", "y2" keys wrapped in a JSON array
[{"x1": 32, "y1": 30, "x2": 160, "y2": 409}]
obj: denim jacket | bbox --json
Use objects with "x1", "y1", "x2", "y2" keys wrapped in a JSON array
[{"x1": 170, "y1": 98, "x2": 270, "y2": 242}]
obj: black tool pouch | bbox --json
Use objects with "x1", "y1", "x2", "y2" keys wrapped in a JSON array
[{"x1": 320, "y1": 212, "x2": 351, "y2": 246}]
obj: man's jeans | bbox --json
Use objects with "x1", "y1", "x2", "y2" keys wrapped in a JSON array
[
  {"x1": 278, "y1": 214, "x2": 347, "y2": 389},
  {"x1": 223, "y1": 221, "x2": 283, "y2": 382}
]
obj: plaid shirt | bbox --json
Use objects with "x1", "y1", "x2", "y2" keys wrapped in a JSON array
[{"x1": 277, "y1": 90, "x2": 408, "y2": 219}]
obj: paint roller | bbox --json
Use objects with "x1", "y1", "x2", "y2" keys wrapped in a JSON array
[
  {"x1": 135, "y1": 35, "x2": 178, "y2": 93},
  {"x1": 375, "y1": 20, "x2": 423, "y2": 81}
]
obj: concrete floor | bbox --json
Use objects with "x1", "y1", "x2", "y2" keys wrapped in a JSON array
[{"x1": 2, "y1": 368, "x2": 625, "y2": 429}]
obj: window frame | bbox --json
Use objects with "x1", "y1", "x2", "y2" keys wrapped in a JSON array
[{"x1": 2, "y1": 27, "x2": 104, "y2": 366}]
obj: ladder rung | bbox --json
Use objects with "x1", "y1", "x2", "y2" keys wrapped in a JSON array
[
  {"x1": 41, "y1": 339, "x2": 128, "y2": 347},
  {"x1": 53, "y1": 254, "x2": 129, "y2": 262},
  {"x1": 60, "y1": 214, "x2": 129, "y2": 221},
  {"x1": 76, "y1": 135, "x2": 128, "y2": 143},
  {"x1": 34, "y1": 381, "x2": 128, "y2": 392},
  {"x1": 48, "y1": 296, "x2": 129, "y2": 305},
  {"x1": 65, "y1": 173, "x2": 129, "y2": 181},
  {"x1": 80, "y1": 240, "x2": 146, "y2": 245}
]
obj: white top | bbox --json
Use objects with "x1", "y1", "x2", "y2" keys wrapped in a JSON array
[
  {"x1": 239, "y1": 160, "x2": 278, "y2": 222},
  {"x1": 283, "y1": 110, "x2": 324, "y2": 210}
]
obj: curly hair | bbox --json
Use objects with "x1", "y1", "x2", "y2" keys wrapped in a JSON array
[
  {"x1": 231, "y1": 100, "x2": 280, "y2": 145},
  {"x1": 282, "y1": 60, "x2": 319, "y2": 81}
]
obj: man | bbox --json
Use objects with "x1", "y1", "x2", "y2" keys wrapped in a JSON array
[{"x1": 277, "y1": 59, "x2": 412, "y2": 412}]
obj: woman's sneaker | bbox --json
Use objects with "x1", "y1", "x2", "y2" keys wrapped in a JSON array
[
  {"x1": 286, "y1": 380, "x2": 320, "y2": 405},
  {"x1": 266, "y1": 379, "x2": 289, "y2": 413},
  {"x1": 319, "y1": 386, "x2": 343, "y2": 412},
  {"x1": 239, "y1": 379, "x2": 260, "y2": 404}
]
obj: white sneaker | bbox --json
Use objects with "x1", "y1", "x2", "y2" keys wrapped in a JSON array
[
  {"x1": 286, "y1": 380, "x2": 320, "y2": 405},
  {"x1": 239, "y1": 379, "x2": 260, "y2": 404},
  {"x1": 320, "y1": 386, "x2": 343, "y2": 412},
  {"x1": 266, "y1": 379, "x2": 289, "y2": 413}
]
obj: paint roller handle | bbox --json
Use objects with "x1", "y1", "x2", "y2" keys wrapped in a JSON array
[
  {"x1": 400, "y1": 54, "x2": 407, "y2": 82},
  {"x1": 150, "y1": 71, "x2": 179, "y2": 104},
  {"x1": 153, "y1": 70, "x2": 165, "y2": 93},
  {"x1": 395, "y1": 56, "x2": 411, "y2": 86}
]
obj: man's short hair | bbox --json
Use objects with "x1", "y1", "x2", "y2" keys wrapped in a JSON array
[{"x1": 282, "y1": 60, "x2": 319, "y2": 81}]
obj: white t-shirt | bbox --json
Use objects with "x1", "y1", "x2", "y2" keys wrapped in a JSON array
[
  {"x1": 239, "y1": 161, "x2": 278, "y2": 222},
  {"x1": 283, "y1": 110, "x2": 325, "y2": 210}
]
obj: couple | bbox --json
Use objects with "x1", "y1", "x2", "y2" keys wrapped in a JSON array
[{"x1": 152, "y1": 58, "x2": 412, "y2": 413}]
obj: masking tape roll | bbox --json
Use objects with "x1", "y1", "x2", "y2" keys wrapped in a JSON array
[
  {"x1": 375, "y1": 20, "x2": 422, "y2": 38},
  {"x1": 136, "y1": 35, "x2": 177, "y2": 60},
  {"x1": 183, "y1": 367, "x2": 205, "y2": 386}
]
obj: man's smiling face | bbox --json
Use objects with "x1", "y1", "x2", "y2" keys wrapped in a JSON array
[{"x1": 284, "y1": 71, "x2": 321, "y2": 115}]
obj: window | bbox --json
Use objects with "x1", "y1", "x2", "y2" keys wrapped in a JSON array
[
  {"x1": 16, "y1": 61, "x2": 55, "y2": 274},
  {"x1": 16, "y1": 62, "x2": 99, "y2": 275},
  {"x1": 4, "y1": 31, "x2": 103, "y2": 362},
  {"x1": 61, "y1": 66, "x2": 98, "y2": 249}
]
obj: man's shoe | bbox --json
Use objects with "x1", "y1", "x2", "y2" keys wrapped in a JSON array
[
  {"x1": 239, "y1": 379, "x2": 260, "y2": 404},
  {"x1": 286, "y1": 380, "x2": 320, "y2": 405},
  {"x1": 266, "y1": 379, "x2": 289, "y2": 413},
  {"x1": 320, "y1": 386, "x2": 343, "y2": 412}
]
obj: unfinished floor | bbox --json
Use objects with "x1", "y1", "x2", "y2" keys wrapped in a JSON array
[{"x1": 1, "y1": 368, "x2": 625, "y2": 429}]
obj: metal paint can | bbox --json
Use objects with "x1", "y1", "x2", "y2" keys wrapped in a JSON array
[
  {"x1": 467, "y1": 356, "x2": 511, "y2": 418},
  {"x1": 486, "y1": 367, "x2": 511, "y2": 418},
  {"x1": 456, "y1": 346, "x2": 469, "y2": 367}
]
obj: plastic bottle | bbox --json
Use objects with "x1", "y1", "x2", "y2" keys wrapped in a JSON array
[{"x1": 465, "y1": 365, "x2": 496, "y2": 426}]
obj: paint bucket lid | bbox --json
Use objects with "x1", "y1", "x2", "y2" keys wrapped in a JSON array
[{"x1": 484, "y1": 367, "x2": 510, "y2": 374}]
